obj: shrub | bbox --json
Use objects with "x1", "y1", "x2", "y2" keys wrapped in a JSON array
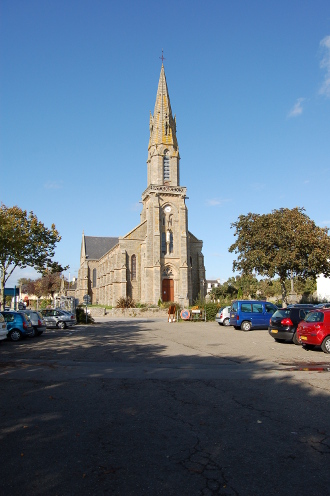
[
  {"x1": 204, "y1": 302, "x2": 220, "y2": 321},
  {"x1": 40, "y1": 298, "x2": 52, "y2": 309},
  {"x1": 76, "y1": 306, "x2": 94, "y2": 324},
  {"x1": 116, "y1": 296, "x2": 136, "y2": 308}
]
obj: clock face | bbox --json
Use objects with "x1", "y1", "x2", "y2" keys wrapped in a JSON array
[{"x1": 164, "y1": 206, "x2": 171, "y2": 213}]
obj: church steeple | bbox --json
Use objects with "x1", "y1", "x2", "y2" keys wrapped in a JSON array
[
  {"x1": 148, "y1": 64, "x2": 178, "y2": 150},
  {"x1": 147, "y1": 64, "x2": 180, "y2": 187}
]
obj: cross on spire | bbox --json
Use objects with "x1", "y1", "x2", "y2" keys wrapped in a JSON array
[{"x1": 159, "y1": 49, "x2": 165, "y2": 64}]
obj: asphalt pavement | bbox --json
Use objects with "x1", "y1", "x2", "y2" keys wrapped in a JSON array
[{"x1": 1, "y1": 317, "x2": 330, "y2": 496}]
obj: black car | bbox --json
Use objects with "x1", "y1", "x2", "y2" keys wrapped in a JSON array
[{"x1": 268, "y1": 305, "x2": 315, "y2": 344}]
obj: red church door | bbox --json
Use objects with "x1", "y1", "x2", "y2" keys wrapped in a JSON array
[{"x1": 162, "y1": 279, "x2": 174, "y2": 302}]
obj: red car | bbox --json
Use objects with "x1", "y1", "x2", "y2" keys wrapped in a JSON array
[{"x1": 297, "y1": 309, "x2": 330, "y2": 353}]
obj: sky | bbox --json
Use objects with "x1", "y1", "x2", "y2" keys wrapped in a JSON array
[{"x1": 1, "y1": 0, "x2": 330, "y2": 287}]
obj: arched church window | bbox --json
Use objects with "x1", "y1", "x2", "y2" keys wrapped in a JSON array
[
  {"x1": 92, "y1": 268, "x2": 97, "y2": 288},
  {"x1": 190, "y1": 256, "x2": 193, "y2": 267},
  {"x1": 131, "y1": 254, "x2": 136, "y2": 280},
  {"x1": 161, "y1": 232, "x2": 166, "y2": 255},
  {"x1": 163, "y1": 150, "x2": 170, "y2": 182},
  {"x1": 169, "y1": 232, "x2": 174, "y2": 254}
]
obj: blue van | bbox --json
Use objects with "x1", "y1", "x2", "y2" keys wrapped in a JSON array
[{"x1": 230, "y1": 300, "x2": 277, "y2": 331}]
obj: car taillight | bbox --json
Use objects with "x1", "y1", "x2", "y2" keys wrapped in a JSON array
[
  {"x1": 236, "y1": 315, "x2": 239, "y2": 320},
  {"x1": 71, "y1": 315, "x2": 74, "y2": 320},
  {"x1": 23, "y1": 321, "x2": 27, "y2": 329},
  {"x1": 38, "y1": 320, "x2": 42, "y2": 326},
  {"x1": 281, "y1": 318, "x2": 293, "y2": 326},
  {"x1": 220, "y1": 313, "x2": 223, "y2": 318}
]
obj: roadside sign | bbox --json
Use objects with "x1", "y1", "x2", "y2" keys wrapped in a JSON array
[
  {"x1": 180, "y1": 309, "x2": 190, "y2": 320},
  {"x1": 83, "y1": 294, "x2": 91, "y2": 304}
]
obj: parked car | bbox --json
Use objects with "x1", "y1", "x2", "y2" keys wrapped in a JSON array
[
  {"x1": 230, "y1": 300, "x2": 277, "y2": 331},
  {"x1": 0, "y1": 311, "x2": 34, "y2": 341},
  {"x1": 55, "y1": 308, "x2": 77, "y2": 325},
  {"x1": 315, "y1": 303, "x2": 330, "y2": 309},
  {"x1": 0, "y1": 313, "x2": 8, "y2": 341},
  {"x1": 268, "y1": 306, "x2": 314, "y2": 344},
  {"x1": 40, "y1": 309, "x2": 76, "y2": 329},
  {"x1": 297, "y1": 309, "x2": 330, "y2": 353},
  {"x1": 215, "y1": 306, "x2": 231, "y2": 326},
  {"x1": 19, "y1": 310, "x2": 47, "y2": 336}
]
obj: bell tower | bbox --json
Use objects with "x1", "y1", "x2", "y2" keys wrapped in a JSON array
[{"x1": 140, "y1": 63, "x2": 191, "y2": 307}]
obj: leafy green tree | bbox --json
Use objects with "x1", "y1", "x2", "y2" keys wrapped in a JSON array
[
  {"x1": 0, "y1": 204, "x2": 68, "y2": 308},
  {"x1": 229, "y1": 207, "x2": 330, "y2": 305}
]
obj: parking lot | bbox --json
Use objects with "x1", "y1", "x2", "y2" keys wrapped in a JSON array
[{"x1": 1, "y1": 318, "x2": 330, "y2": 495}]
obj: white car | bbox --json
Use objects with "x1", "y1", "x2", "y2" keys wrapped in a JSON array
[
  {"x1": 215, "y1": 306, "x2": 231, "y2": 326},
  {"x1": 0, "y1": 313, "x2": 8, "y2": 341}
]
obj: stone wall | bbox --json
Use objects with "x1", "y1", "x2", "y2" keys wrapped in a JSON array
[{"x1": 88, "y1": 307, "x2": 169, "y2": 319}]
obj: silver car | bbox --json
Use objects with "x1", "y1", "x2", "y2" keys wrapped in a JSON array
[
  {"x1": 215, "y1": 306, "x2": 231, "y2": 326},
  {"x1": 41, "y1": 309, "x2": 76, "y2": 329}
]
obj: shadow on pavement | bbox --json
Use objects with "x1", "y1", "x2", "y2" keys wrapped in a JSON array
[{"x1": 0, "y1": 319, "x2": 329, "y2": 495}]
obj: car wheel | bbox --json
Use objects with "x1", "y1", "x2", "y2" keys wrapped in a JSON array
[
  {"x1": 223, "y1": 318, "x2": 230, "y2": 326},
  {"x1": 57, "y1": 321, "x2": 66, "y2": 329},
  {"x1": 241, "y1": 321, "x2": 252, "y2": 332},
  {"x1": 29, "y1": 327, "x2": 36, "y2": 338},
  {"x1": 321, "y1": 336, "x2": 330, "y2": 354},
  {"x1": 9, "y1": 329, "x2": 22, "y2": 342},
  {"x1": 292, "y1": 330, "x2": 300, "y2": 345}
]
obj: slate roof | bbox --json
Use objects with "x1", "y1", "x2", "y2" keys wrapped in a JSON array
[{"x1": 84, "y1": 236, "x2": 119, "y2": 260}]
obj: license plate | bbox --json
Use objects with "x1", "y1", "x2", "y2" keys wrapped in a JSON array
[
  {"x1": 271, "y1": 329, "x2": 278, "y2": 333},
  {"x1": 301, "y1": 336, "x2": 307, "y2": 341}
]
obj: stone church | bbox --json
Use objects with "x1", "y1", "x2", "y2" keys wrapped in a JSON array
[{"x1": 76, "y1": 64, "x2": 206, "y2": 307}]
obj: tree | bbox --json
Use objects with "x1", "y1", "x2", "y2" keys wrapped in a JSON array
[
  {"x1": 18, "y1": 277, "x2": 36, "y2": 295},
  {"x1": 0, "y1": 204, "x2": 68, "y2": 308},
  {"x1": 229, "y1": 207, "x2": 330, "y2": 305},
  {"x1": 36, "y1": 271, "x2": 63, "y2": 300}
]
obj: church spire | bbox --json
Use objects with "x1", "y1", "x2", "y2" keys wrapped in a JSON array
[{"x1": 148, "y1": 64, "x2": 178, "y2": 150}]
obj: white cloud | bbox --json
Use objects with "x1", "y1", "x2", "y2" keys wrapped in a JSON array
[
  {"x1": 44, "y1": 180, "x2": 63, "y2": 190},
  {"x1": 319, "y1": 35, "x2": 330, "y2": 97},
  {"x1": 287, "y1": 98, "x2": 305, "y2": 118},
  {"x1": 205, "y1": 198, "x2": 230, "y2": 207}
]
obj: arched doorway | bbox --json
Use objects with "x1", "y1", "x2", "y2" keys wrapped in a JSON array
[{"x1": 162, "y1": 279, "x2": 174, "y2": 302}]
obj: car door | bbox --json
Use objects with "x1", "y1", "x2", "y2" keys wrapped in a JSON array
[{"x1": 251, "y1": 303, "x2": 264, "y2": 328}]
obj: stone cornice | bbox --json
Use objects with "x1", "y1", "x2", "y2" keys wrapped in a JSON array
[{"x1": 142, "y1": 184, "x2": 187, "y2": 201}]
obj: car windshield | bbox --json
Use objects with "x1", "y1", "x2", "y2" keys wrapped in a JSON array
[
  {"x1": 272, "y1": 309, "x2": 290, "y2": 318},
  {"x1": 305, "y1": 311, "x2": 324, "y2": 323}
]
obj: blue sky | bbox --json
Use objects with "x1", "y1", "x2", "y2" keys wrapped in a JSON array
[{"x1": 1, "y1": 0, "x2": 330, "y2": 287}]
